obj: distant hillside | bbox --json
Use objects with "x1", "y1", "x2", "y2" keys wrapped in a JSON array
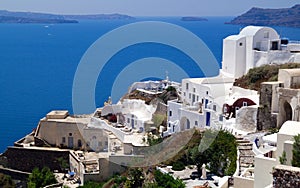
[
  {"x1": 0, "y1": 10, "x2": 134, "y2": 23},
  {"x1": 64, "y1": 13, "x2": 134, "y2": 20},
  {"x1": 227, "y1": 4, "x2": 300, "y2": 28},
  {"x1": 234, "y1": 63, "x2": 300, "y2": 91},
  {"x1": 0, "y1": 10, "x2": 77, "y2": 23}
]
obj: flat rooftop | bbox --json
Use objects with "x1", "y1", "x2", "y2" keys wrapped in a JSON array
[{"x1": 46, "y1": 110, "x2": 69, "y2": 119}]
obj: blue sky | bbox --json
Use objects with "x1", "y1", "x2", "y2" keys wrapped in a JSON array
[{"x1": 0, "y1": 0, "x2": 299, "y2": 16}]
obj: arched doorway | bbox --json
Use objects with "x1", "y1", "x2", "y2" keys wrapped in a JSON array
[
  {"x1": 283, "y1": 101, "x2": 292, "y2": 122},
  {"x1": 180, "y1": 117, "x2": 190, "y2": 131}
]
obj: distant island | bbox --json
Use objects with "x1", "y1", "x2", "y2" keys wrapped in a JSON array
[
  {"x1": 0, "y1": 10, "x2": 134, "y2": 24},
  {"x1": 227, "y1": 4, "x2": 300, "y2": 28},
  {"x1": 64, "y1": 13, "x2": 134, "y2": 20},
  {"x1": 181, "y1": 17, "x2": 208, "y2": 21}
]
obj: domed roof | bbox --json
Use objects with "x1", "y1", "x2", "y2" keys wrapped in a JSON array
[
  {"x1": 239, "y1": 25, "x2": 279, "y2": 38},
  {"x1": 240, "y1": 26, "x2": 265, "y2": 36}
]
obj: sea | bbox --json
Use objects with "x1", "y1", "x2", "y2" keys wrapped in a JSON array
[{"x1": 1, "y1": 17, "x2": 300, "y2": 152}]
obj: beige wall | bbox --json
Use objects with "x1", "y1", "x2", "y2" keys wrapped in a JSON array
[
  {"x1": 37, "y1": 121, "x2": 57, "y2": 145},
  {"x1": 234, "y1": 176, "x2": 254, "y2": 188},
  {"x1": 37, "y1": 119, "x2": 108, "y2": 151},
  {"x1": 278, "y1": 70, "x2": 292, "y2": 89},
  {"x1": 69, "y1": 152, "x2": 81, "y2": 175},
  {"x1": 277, "y1": 133, "x2": 294, "y2": 162},
  {"x1": 83, "y1": 128, "x2": 108, "y2": 152},
  {"x1": 254, "y1": 155, "x2": 277, "y2": 188},
  {"x1": 283, "y1": 140, "x2": 294, "y2": 166}
]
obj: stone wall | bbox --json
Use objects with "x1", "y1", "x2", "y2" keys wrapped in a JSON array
[
  {"x1": 236, "y1": 106, "x2": 257, "y2": 132},
  {"x1": 257, "y1": 83, "x2": 279, "y2": 130},
  {"x1": 273, "y1": 165, "x2": 300, "y2": 188},
  {"x1": 3, "y1": 146, "x2": 69, "y2": 173}
]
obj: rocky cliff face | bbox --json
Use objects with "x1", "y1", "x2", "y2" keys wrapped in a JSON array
[{"x1": 227, "y1": 4, "x2": 300, "y2": 28}]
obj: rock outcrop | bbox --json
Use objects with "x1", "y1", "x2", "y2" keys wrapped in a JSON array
[{"x1": 227, "y1": 4, "x2": 300, "y2": 28}]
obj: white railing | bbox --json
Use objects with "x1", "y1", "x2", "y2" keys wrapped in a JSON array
[{"x1": 289, "y1": 40, "x2": 300, "y2": 44}]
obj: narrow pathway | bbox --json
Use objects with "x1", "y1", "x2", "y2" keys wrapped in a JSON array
[{"x1": 236, "y1": 136, "x2": 255, "y2": 175}]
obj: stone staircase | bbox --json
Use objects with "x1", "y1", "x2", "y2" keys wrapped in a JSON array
[{"x1": 236, "y1": 136, "x2": 255, "y2": 175}]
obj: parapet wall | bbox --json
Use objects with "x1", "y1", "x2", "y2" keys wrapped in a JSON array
[
  {"x1": 2, "y1": 146, "x2": 69, "y2": 173},
  {"x1": 273, "y1": 165, "x2": 300, "y2": 188},
  {"x1": 0, "y1": 167, "x2": 29, "y2": 181}
]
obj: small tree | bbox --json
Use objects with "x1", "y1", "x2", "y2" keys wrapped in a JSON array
[
  {"x1": 292, "y1": 134, "x2": 300, "y2": 167},
  {"x1": 279, "y1": 151, "x2": 287, "y2": 165},
  {"x1": 27, "y1": 167, "x2": 57, "y2": 188},
  {"x1": 192, "y1": 129, "x2": 237, "y2": 176},
  {"x1": 172, "y1": 161, "x2": 185, "y2": 171},
  {"x1": 57, "y1": 157, "x2": 69, "y2": 172}
]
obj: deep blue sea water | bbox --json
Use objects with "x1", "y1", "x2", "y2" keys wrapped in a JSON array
[{"x1": 1, "y1": 17, "x2": 300, "y2": 152}]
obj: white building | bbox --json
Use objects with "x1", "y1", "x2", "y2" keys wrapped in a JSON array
[
  {"x1": 167, "y1": 25, "x2": 299, "y2": 136},
  {"x1": 222, "y1": 26, "x2": 300, "y2": 78},
  {"x1": 253, "y1": 121, "x2": 300, "y2": 188},
  {"x1": 166, "y1": 73, "x2": 235, "y2": 136},
  {"x1": 101, "y1": 99, "x2": 156, "y2": 132}
]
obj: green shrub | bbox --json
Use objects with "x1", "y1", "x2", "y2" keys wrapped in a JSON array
[
  {"x1": 27, "y1": 167, "x2": 57, "y2": 188},
  {"x1": 172, "y1": 161, "x2": 185, "y2": 171},
  {"x1": 154, "y1": 170, "x2": 185, "y2": 188}
]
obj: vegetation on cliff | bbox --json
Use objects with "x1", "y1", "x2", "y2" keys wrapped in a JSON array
[
  {"x1": 0, "y1": 173, "x2": 15, "y2": 188},
  {"x1": 164, "y1": 129, "x2": 237, "y2": 176},
  {"x1": 234, "y1": 63, "x2": 300, "y2": 91},
  {"x1": 27, "y1": 167, "x2": 57, "y2": 188},
  {"x1": 122, "y1": 86, "x2": 179, "y2": 105},
  {"x1": 292, "y1": 134, "x2": 300, "y2": 167},
  {"x1": 227, "y1": 4, "x2": 300, "y2": 28},
  {"x1": 79, "y1": 168, "x2": 185, "y2": 188}
]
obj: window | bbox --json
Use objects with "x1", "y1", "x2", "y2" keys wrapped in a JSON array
[
  {"x1": 195, "y1": 121, "x2": 198, "y2": 126},
  {"x1": 193, "y1": 88, "x2": 196, "y2": 92},
  {"x1": 243, "y1": 102, "x2": 248, "y2": 106},
  {"x1": 235, "y1": 107, "x2": 239, "y2": 111},
  {"x1": 239, "y1": 42, "x2": 243, "y2": 46},
  {"x1": 197, "y1": 96, "x2": 199, "y2": 101},
  {"x1": 69, "y1": 133, "x2": 72, "y2": 136},
  {"x1": 99, "y1": 141, "x2": 102, "y2": 146},
  {"x1": 186, "y1": 83, "x2": 189, "y2": 90},
  {"x1": 169, "y1": 111, "x2": 172, "y2": 116},
  {"x1": 206, "y1": 91, "x2": 208, "y2": 95},
  {"x1": 127, "y1": 118, "x2": 130, "y2": 123},
  {"x1": 183, "y1": 92, "x2": 186, "y2": 96},
  {"x1": 189, "y1": 93, "x2": 191, "y2": 99},
  {"x1": 62, "y1": 137, "x2": 66, "y2": 143},
  {"x1": 213, "y1": 105, "x2": 217, "y2": 111},
  {"x1": 105, "y1": 141, "x2": 108, "y2": 146}
]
